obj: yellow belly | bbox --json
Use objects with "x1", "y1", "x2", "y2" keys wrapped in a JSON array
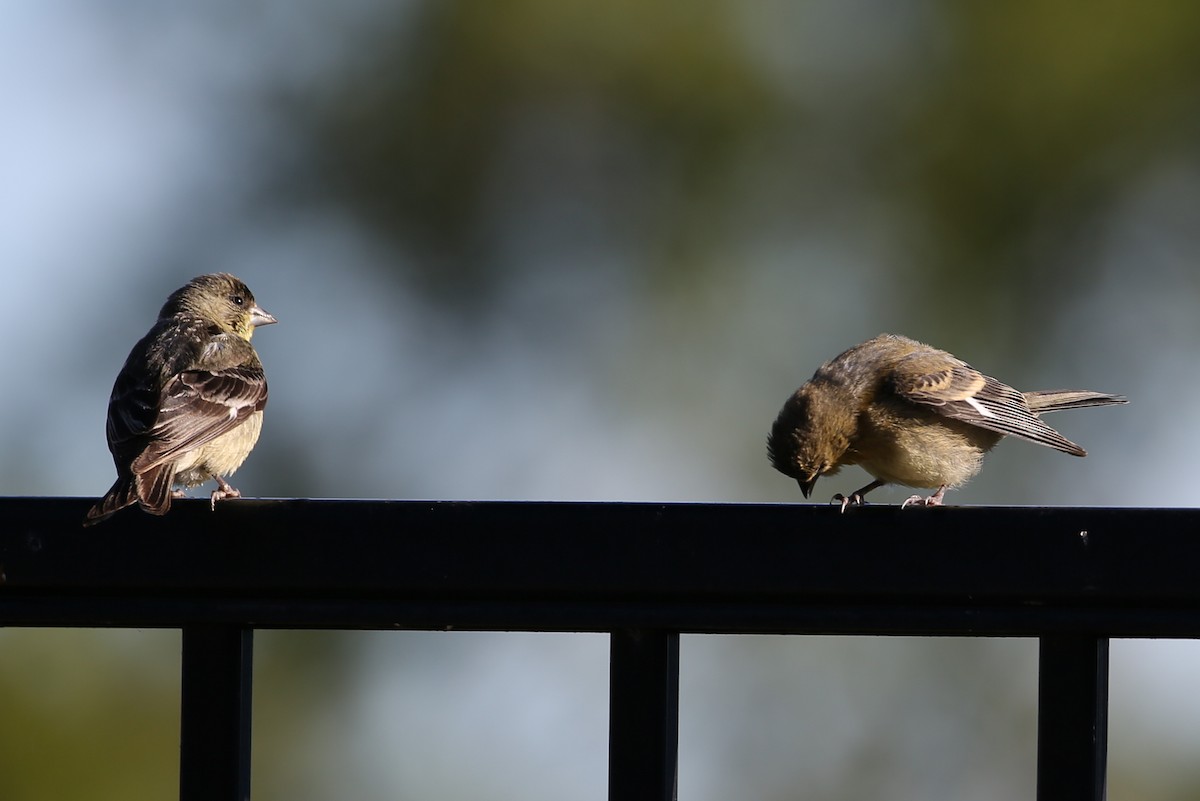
[
  {"x1": 173, "y1": 411, "x2": 264, "y2": 487},
  {"x1": 847, "y1": 410, "x2": 1001, "y2": 489}
]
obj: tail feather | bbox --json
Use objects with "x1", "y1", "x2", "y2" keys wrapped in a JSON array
[
  {"x1": 136, "y1": 464, "x2": 176, "y2": 516},
  {"x1": 1025, "y1": 390, "x2": 1128, "y2": 413},
  {"x1": 82, "y1": 477, "x2": 140, "y2": 527},
  {"x1": 83, "y1": 464, "x2": 177, "y2": 527}
]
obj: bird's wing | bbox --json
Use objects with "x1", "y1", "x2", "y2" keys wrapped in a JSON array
[
  {"x1": 886, "y1": 354, "x2": 1086, "y2": 455},
  {"x1": 106, "y1": 368, "x2": 164, "y2": 467},
  {"x1": 131, "y1": 365, "x2": 268, "y2": 473}
]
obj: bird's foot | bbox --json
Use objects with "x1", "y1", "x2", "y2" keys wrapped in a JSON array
[
  {"x1": 171, "y1": 489, "x2": 188, "y2": 499},
  {"x1": 831, "y1": 479, "x2": 886, "y2": 513},
  {"x1": 831, "y1": 492, "x2": 869, "y2": 514},
  {"x1": 209, "y1": 476, "x2": 242, "y2": 510},
  {"x1": 900, "y1": 486, "x2": 948, "y2": 509}
]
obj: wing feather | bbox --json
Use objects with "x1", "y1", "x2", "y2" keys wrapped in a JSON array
[
  {"x1": 132, "y1": 365, "x2": 268, "y2": 473},
  {"x1": 886, "y1": 355, "x2": 1087, "y2": 456}
]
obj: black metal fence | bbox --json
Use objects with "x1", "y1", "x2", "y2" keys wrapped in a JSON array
[{"x1": 3, "y1": 498, "x2": 1196, "y2": 801}]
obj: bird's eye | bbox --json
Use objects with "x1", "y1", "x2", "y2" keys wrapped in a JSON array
[{"x1": 231, "y1": 294, "x2": 245, "y2": 306}]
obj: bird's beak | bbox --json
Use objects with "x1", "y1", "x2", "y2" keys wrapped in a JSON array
[
  {"x1": 798, "y1": 476, "x2": 817, "y2": 499},
  {"x1": 250, "y1": 305, "x2": 278, "y2": 327}
]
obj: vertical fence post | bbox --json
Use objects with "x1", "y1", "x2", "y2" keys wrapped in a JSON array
[
  {"x1": 1037, "y1": 635, "x2": 1109, "y2": 801},
  {"x1": 180, "y1": 625, "x2": 254, "y2": 801},
  {"x1": 609, "y1": 629, "x2": 680, "y2": 801}
]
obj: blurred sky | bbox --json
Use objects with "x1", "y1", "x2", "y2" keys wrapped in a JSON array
[{"x1": 4, "y1": 2, "x2": 1200, "y2": 800}]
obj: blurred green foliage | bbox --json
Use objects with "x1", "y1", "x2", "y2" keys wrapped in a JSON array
[
  {"x1": 279, "y1": 0, "x2": 1200, "y2": 340},
  {"x1": 898, "y1": 1, "x2": 1200, "y2": 338},
  {"x1": 299, "y1": 1, "x2": 776, "y2": 300},
  {"x1": 0, "y1": 631, "x2": 178, "y2": 801}
]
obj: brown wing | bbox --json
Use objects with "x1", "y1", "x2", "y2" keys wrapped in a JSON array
[
  {"x1": 105, "y1": 356, "x2": 164, "y2": 470},
  {"x1": 886, "y1": 354, "x2": 1086, "y2": 456},
  {"x1": 131, "y1": 365, "x2": 268, "y2": 473}
]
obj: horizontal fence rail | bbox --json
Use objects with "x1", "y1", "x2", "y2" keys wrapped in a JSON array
[
  {"x1": 2, "y1": 499, "x2": 1199, "y2": 634},
  {"x1": 2, "y1": 498, "x2": 1198, "y2": 801}
]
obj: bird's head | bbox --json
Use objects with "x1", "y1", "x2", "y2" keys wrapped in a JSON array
[
  {"x1": 766, "y1": 382, "x2": 853, "y2": 498},
  {"x1": 162, "y1": 273, "x2": 277, "y2": 340}
]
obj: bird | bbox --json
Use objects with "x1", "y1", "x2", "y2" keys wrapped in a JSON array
[
  {"x1": 767, "y1": 333, "x2": 1126, "y2": 510},
  {"x1": 84, "y1": 273, "x2": 276, "y2": 526}
]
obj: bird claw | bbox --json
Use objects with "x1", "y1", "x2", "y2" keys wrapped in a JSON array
[
  {"x1": 831, "y1": 492, "x2": 868, "y2": 514},
  {"x1": 209, "y1": 477, "x2": 241, "y2": 510},
  {"x1": 900, "y1": 486, "x2": 948, "y2": 509},
  {"x1": 209, "y1": 487, "x2": 241, "y2": 510}
]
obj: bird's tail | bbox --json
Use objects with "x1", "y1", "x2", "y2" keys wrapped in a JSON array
[
  {"x1": 82, "y1": 465, "x2": 175, "y2": 527},
  {"x1": 83, "y1": 476, "x2": 140, "y2": 527},
  {"x1": 136, "y1": 464, "x2": 176, "y2": 516},
  {"x1": 1025, "y1": 390, "x2": 1128, "y2": 413}
]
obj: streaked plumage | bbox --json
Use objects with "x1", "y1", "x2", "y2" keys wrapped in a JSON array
[
  {"x1": 84, "y1": 274, "x2": 276, "y2": 526},
  {"x1": 767, "y1": 333, "x2": 1127, "y2": 509}
]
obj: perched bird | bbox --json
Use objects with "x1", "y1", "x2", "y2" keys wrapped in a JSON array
[
  {"x1": 84, "y1": 274, "x2": 276, "y2": 526},
  {"x1": 767, "y1": 333, "x2": 1126, "y2": 510}
]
